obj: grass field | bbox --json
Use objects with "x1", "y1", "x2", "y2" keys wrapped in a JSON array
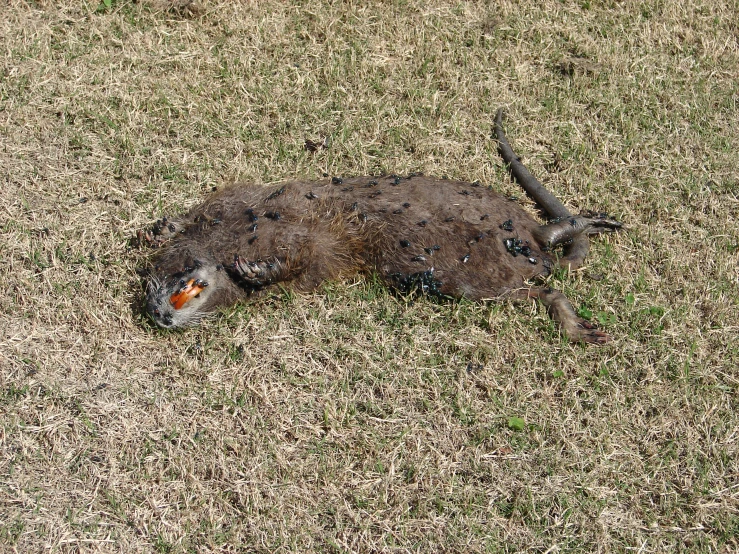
[{"x1": 1, "y1": 0, "x2": 738, "y2": 552}]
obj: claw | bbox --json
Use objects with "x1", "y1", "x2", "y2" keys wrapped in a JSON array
[
  {"x1": 576, "y1": 320, "x2": 611, "y2": 344},
  {"x1": 584, "y1": 330, "x2": 612, "y2": 344},
  {"x1": 233, "y1": 256, "x2": 265, "y2": 279},
  {"x1": 136, "y1": 227, "x2": 171, "y2": 248}
]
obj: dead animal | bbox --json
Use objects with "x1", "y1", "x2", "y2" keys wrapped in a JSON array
[{"x1": 138, "y1": 109, "x2": 622, "y2": 343}]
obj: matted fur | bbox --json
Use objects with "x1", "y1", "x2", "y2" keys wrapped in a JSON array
[{"x1": 142, "y1": 173, "x2": 619, "y2": 343}]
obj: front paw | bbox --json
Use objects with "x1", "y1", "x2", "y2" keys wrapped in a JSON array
[
  {"x1": 230, "y1": 255, "x2": 281, "y2": 286},
  {"x1": 135, "y1": 229, "x2": 165, "y2": 248},
  {"x1": 135, "y1": 217, "x2": 180, "y2": 248}
]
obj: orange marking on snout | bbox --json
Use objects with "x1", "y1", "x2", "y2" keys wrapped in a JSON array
[{"x1": 170, "y1": 279, "x2": 205, "y2": 310}]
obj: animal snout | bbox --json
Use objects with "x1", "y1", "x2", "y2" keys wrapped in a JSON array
[{"x1": 147, "y1": 294, "x2": 175, "y2": 327}]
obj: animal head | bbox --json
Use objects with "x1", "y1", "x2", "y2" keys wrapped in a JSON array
[{"x1": 142, "y1": 251, "x2": 239, "y2": 329}]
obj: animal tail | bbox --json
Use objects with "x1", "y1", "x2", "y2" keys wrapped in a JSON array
[
  {"x1": 494, "y1": 108, "x2": 591, "y2": 269},
  {"x1": 494, "y1": 108, "x2": 571, "y2": 219}
]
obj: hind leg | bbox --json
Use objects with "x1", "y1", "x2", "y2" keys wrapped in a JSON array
[
  {"x1": 509, "y1": 287, "x2": 611, "y2": 344},
  {"x1": 534, "y1": 212, "x2": 622, "y2": 247},
  {"x1": 533, "y1": 212, "x2": 622, "y2": 270}
]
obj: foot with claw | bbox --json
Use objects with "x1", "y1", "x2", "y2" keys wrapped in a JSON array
[
  {"x1": 575, "y1": 318, "x2": 612, "y2": 345},
  {"x1": 511, "y1": 287, "x2": 613, "y2": 345},
  {"x1": 136, "y1": 217, "x2": 180, "y2": 248},
  {"x1": 229, "y1": 255, "x2": 283, "y2": 288}
]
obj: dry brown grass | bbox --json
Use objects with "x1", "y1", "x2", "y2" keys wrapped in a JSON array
[{"x1": 1, "y1": 0, "x2": 738, "y2": 552}]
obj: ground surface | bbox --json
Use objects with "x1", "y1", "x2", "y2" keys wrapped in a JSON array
[{"x1": 1, "y1": 1, "x2": 738, "y2": 552}]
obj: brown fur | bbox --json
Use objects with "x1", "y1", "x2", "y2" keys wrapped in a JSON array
[
  {"x1": 142, "y1": 174, "x2": 619, "y2": 343},
  {"x1": 141, "y1": 112, "x2": 622, "y2": 343}
]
